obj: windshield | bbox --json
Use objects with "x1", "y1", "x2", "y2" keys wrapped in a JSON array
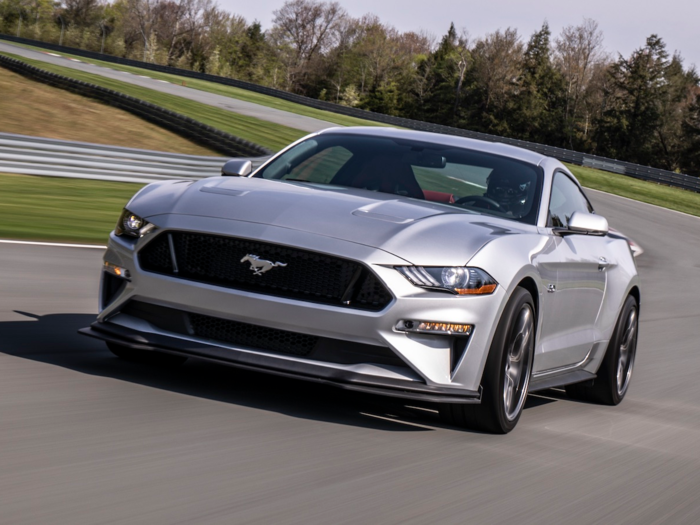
[{"x1": 254, "y1": 133, "x2": 543, "y2": 224}]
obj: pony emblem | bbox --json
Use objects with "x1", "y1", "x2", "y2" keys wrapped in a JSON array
[{"x1": 240, "y1": 254, "x2": 287, "y2": 275}]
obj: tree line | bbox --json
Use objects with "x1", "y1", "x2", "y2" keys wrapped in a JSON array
[{"x1": 2, "y1": 0, "x2": 699, "y2": 175}]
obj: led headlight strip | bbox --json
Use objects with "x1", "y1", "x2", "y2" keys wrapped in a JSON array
[{"x1": 396, "y1": 266, "x2": 497, "y2": 295}]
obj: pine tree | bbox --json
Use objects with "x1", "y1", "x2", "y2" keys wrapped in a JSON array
[
  {"x1": 511, "y1": 23, "x2": 566, "y2": 145},
  {"x1": 681, "y1": 89, "x2": 700, "y2": 175},
  {"x1": 594, "y1": 35, "x2": 670, "y2": 164},
  {"x1": 418, "y1": 23, "x2": 469, "y2": 125}
]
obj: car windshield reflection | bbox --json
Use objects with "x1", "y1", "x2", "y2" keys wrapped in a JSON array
[{"x1": 254, "y1": 133, "x2": 544, "y2": 225}]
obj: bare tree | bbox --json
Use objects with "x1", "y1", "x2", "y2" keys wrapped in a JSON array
[
  {"x1": 326, "y1": 16, "x2": 360, "y2": 103},
  {"x1": 124, "y1": 0, "x2": 158, "y2": 60},
  {"x1": 63, "y1": 0, "x2": 101, "y2": 27},
  {"x1": 471, "y1": 28, "x2": 524, "y2": 111},
  {"x1": 270, "y1": 0, "x2": 347, "y2": 91},
  {"x1": 554, "y1": 18, "x2": 606, "y2": 146}
]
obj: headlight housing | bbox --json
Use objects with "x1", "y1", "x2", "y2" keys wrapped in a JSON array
[
  {"x1": 115, "y1": 208, "x2": 148, "y2": 237},
  {"x1": 396, "y1": 266, "x2": 497, "y2": 295}
]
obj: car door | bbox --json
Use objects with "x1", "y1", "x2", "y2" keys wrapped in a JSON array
[{"x1": 534, "y1": 172, "x2": 608, "y2": 372}]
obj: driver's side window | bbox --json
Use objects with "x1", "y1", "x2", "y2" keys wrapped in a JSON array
[{"x1": 548, "y1": 172, "x2": 593, "y2": 228}]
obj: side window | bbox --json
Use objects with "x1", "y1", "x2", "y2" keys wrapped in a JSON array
[
  {"x1": 548, "y1": 172, "x2": 593, "y2": 228},
  {"x1": 285, "y1": 146, "x2": 353, "y2": 183}
]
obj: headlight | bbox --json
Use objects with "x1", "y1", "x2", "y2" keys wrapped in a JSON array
[
  {"x1": 115, "y1": 208, "x2": 148, "y2": 237},
  {"x1": 396, "y1": 266, "x2": 497, "y2": 295}
]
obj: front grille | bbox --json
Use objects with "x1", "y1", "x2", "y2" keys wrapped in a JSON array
[
  {"x1": 189, "y1": 313, "x2": 318, "y2": 356},
  {"x1": 138, "y1": 232, "x2": 392, "y2": 310}
]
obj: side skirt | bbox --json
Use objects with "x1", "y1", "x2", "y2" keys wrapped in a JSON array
[{"x1": 528, "y1": 370, "x2": 596, "y2": 393}]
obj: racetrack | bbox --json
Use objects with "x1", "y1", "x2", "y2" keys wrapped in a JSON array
[
  {"x1": 1, "y1": 190, "x2": 699, "y2": 524},
  {"x1": 0, "y1": 41, "x2": 335, "y2": 134}
]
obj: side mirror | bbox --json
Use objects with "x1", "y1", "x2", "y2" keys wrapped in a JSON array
[
  {"x1": 568, "y1": 211, "x2": 609, "y2": 235},
  {"x1": 221, "y1": 159, "x2": 252, "y2": 177}
]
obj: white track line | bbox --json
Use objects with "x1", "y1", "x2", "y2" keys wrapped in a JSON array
[{"x1": 0, "y1": 239, "x2": 106, "y2": 249}]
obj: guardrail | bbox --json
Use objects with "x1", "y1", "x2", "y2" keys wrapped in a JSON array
[
  {"x1": 0, "y1": 52, "x2": 273, "y2": 159},
  {"x1": 1, "y1": 33, "x2": 699, "y2": 192},
  {"x1": 0, "y1": 132, "x2": 270, "y2": 183}
]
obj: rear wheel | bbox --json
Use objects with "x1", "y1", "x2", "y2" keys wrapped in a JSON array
[
  {"x1": 440, "y1": 287, "x2": 535, "y2": 434},
  {"x1": 566, "y1": 294, "x2": 638, "y2": 405},
  {"x1": 106, "y1": 342, "x2": 188, "y2": 367}
]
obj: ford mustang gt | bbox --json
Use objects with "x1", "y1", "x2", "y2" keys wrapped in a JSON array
[{"x1": 80, "y1": 127, "x2": 640, "y2": 433}]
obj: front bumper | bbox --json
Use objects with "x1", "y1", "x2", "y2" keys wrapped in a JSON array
[
  {"x1": 89, "y1": 215, "x2": 507, "y2": 396},
  {"x1": 79, "y1": 321, "x2": 481, "y2": 404}
]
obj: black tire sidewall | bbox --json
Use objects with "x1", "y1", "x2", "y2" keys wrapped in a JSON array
[
  {"x1": 600, "y1": 295, "x2": 638, "y2": 405},
  {"x1": 481, "y1": 287, "x2": 535, "y2": 433}
]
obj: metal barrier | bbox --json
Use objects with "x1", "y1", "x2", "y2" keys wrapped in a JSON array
[
  {"x1": 0, "y1": 132, "x2": 269, "y2": 183},
  {"x1": 1, "y1": 33, "x2": 699, "y2": 192}
]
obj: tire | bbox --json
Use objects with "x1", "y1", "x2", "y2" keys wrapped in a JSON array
[
  {"x1": 440, "y1": 287, "x2": 535, "y2": 434},
  {"x1": 106, "y1": 341, "x2": 188, "y2": 367},
  {"x1": 565, "y1": 294, "x2": 638, "y2": 405}
]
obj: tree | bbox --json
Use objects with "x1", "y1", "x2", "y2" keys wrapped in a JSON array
[
  {"x1": 414, "y1": 23, "x2": 470, "y2": 125},
  {"x1": 511, "y1": 23, "x2": 566, "y2": 145},
  {"x1": 554, "y1": 19, "x2": 606, "y2": 148},
  {"x1": 464, "y1": 28, "x2": 524, "y2": 136},
  {"x1": 270, "y1": 0, "x2": 346, "y2": 92},
  {"x1": 654, "y1": 55, "x2": 699, "y2": 170},
  {"x1": 681, "y1": 88, "x2": 700, "y2": 175},
  {"x1": 594, "y1": 35, "x2": 670, "y2": 165},
  {"x1": 63, "y1": 0, "x2": 102, "y2": 27}
]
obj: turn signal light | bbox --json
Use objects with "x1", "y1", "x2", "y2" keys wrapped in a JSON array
[
  {"x1": 104, "y1": 261, "x2": 131, "y2": 280},
  {"x1": 396, "y1": 320, "x2": 473, "y2": 336},
  {"x1": 455, "y1": 284, "x2": 497, "y2": 295}
]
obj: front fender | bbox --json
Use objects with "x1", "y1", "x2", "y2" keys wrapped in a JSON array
[{"x1": 449, "y1": 233, "x2": 547, "y2": 390}]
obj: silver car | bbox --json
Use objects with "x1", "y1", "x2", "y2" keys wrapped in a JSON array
[{"x1": 80, "y1": 127, "x2": 640, "y2": 434}]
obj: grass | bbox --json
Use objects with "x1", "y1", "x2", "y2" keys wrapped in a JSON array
[
  {"x1": 10, "y1": 40, "x2": 388, "y2": 129},
  {"x1": 0, "y1": 173, "x2": 144, "y2": 244},
  {"x1": 567, "y1": 164, "x2": 700, "y2": 218},
  {"x1": 0, "y1": 66, "x2": 218, "y2": 155},
  {"x1": 0, "y1": 51, "x2": 306, "y2": 151}
]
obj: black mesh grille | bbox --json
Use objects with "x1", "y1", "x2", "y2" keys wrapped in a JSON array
[
  {"x1": 139, "y1": 233, "x2": 173, "y2": 273},
  {"x1": 189, "y1": 313, "x2": 318, "y2": 356},
  {"x1": 121, "y1": 301, "x2": 403, "y2": 365},
  {"x1": 138, "y1": 232, "x2": 392, "y2": 310}
]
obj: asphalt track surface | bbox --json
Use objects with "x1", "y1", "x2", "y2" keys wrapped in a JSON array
[
  {"x1": 0, "y1": 41, "x2": 335, "y2": 134},
  {"x1": 1, "y1": 190, "x2": 700, "y2": 524}
]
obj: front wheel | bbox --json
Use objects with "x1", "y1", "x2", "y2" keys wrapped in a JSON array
[
  {"x1": 440, "y1": 287, "x2": 535, "y2": 434},
  {"x1": 566, "y1": 294, "x2": 638, "y2": 405}
]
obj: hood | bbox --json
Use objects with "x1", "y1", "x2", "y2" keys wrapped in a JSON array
[{"x1": 133, "y1": 177, "x2": 533, "y2": 266}]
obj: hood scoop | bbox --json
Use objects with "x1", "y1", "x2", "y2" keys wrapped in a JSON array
[
  {"x1": 199, "y1": 180, "x2": 249, "y2": 197},
  {"x1": 351, "y1": 200, "x2": 441, "y2": 224}
]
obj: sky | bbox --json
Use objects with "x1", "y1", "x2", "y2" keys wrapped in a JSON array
[{"x1": 217, "y1": 0, "x2": 700, "y2": 70}]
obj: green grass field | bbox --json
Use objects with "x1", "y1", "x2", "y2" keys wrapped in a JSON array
[
  {"x1": 567, "y1": 164, "x2": 700, "y2": 217},
  {"x1": 0, "y1": 173, "x2": 144, "y2": 244},
  {"x1": 1, "y1": 52, "x2": 306, "y2": 151}
]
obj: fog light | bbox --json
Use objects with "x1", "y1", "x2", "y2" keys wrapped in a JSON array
[
  {"x1": 396, "y1": 320, "x2": 472, "y2": 336},
  {"x1": 104, "y1": 261, "x2": 131, "y2": 280}
]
